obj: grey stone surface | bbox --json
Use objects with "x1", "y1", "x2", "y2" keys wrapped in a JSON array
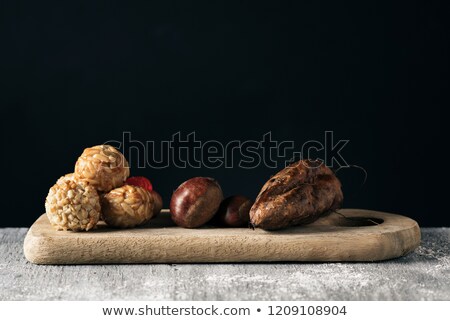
[{"x1": 1, "y1": 228, "x2": 449, "y2": 300}]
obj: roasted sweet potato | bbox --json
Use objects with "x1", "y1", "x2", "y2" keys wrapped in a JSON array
[{"x1": 250, "y1": 159, "x2": 343, "y2": 230}]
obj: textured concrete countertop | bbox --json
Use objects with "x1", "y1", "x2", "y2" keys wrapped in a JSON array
[{"x1": 1, "y1": 228, "x2": 449, "y2": 300}]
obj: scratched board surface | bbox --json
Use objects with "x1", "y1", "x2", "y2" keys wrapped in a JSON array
[{"x1": 23, "y1": 209, "x2": 420, "y2": 264}]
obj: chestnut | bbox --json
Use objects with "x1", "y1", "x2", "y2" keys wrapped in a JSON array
[
  {"x1": 170, "y1": 177, "x2": 223, "y2": 228},
  {"x1": 149, "y1": 190, "x2": 163, "y2": 216},
  {"x1": 212, "y1": 195, "x2": 253, "y2": 227}
]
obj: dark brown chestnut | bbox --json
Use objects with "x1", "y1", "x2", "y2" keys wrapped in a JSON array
[
  {"x1": 149, "y1": 190, "x2": 163, "y2": 216},
  {"x1": 212, "y1": 195, "x2": 253, "y2": 227},
  {"x1": 170, "y1": 177, "x2": 223, "y2": 228}
]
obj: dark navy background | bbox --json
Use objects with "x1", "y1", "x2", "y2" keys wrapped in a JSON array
[{"x1": 1, "y1": 1, "x2": 448, "y2": 227}]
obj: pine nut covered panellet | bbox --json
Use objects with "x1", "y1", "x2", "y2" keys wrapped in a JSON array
[
  {"x1": 74, "y1": 145, "x2": 130, "y2": 192},
  {"x1": 101, "y1": 185, "x2": 155, "y2": 228}
]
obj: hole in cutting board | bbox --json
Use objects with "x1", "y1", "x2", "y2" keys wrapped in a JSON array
[{"x1": 337, "y1": 217, "x2": 384, "y2": 227}]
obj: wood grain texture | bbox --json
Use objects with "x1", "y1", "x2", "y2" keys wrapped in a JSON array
[
  {"x1": 23, "y1": 209, "x2": 420, "y2": 264},
  {"x1": 2, "y1": 228, "x2": 449, "y2": 300}
]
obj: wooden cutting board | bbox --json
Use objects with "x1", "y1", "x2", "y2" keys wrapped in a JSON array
[{"x1": 23, "y1": 209, "x2": 420, "y2": 264}]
